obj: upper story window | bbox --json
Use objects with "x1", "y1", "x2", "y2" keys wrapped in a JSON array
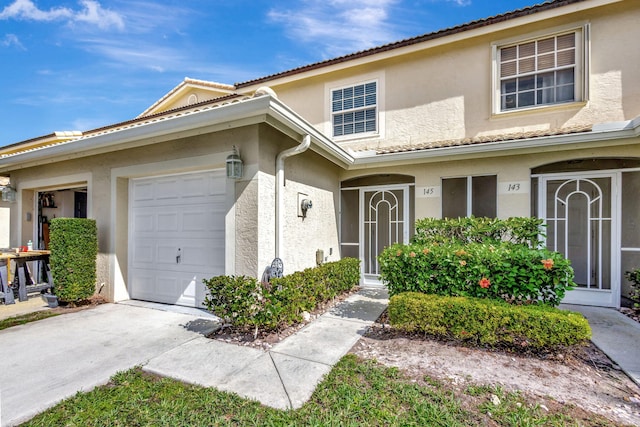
[
  {"x1": 331, "y1": 81, "x2": 377, "y2": 137},
  {"x1": 496, "y1": 27, "x2": 587, "y2": 113}
]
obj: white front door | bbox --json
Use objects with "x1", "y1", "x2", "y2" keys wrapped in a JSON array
[
  {"x1": 539, "y1": 173, "x2": 619, "y2": 307},
  {"x1": 361, "y1": 185, "x2": 410, "y2": 285},
  {"x1": 129, "y1": 170, "x2": 226, "y2": 307}
]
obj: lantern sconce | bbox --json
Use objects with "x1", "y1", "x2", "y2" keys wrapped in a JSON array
[
  {"x1": 226, "y1": 145, "x2": 243, "y2": 179},
  {"x1": 1, "y1": 184, "x2": 16, "y2": 203}
]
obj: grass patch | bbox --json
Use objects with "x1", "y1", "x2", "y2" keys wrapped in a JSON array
[
  {"x1": 0, "y1": 310, "x2": 61, "y2": 331},
  {"x1": 22, "y1": 355, "x2": 619, "y2": 427}
]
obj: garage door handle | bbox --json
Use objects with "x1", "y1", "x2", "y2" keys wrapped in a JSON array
[{"x1": 176, "y1": 248, "x2": 181, "y2": 264}]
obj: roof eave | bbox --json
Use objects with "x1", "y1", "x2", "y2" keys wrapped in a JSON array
[
  {"x1": 0, "y1": 96, "x2": 355, "y2": 172},
  {"x1": 349, "y1": 117, "x2": 640, "y2": 168}
]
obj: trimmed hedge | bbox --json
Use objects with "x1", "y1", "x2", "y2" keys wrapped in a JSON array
[
  {"x1": 379, "y1": 242, "x2": 574, "y2": 305},
  {"x1": 49, "y1": 218, "x2": 98, "y2": 302},
  {"x1": 203, "y1": 257, "x2": 360, "y2": 331},
  {"x1": 388, "y1": 292, "x2": 591, "y2": 350}
]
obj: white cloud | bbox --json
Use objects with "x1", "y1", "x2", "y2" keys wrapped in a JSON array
[
  {"x1": 73, "y1": 0, "x2": 125, "y2": 30},
  {"x1": 0, "y1": 0, "x2": 124, "y2": 30},
  {"x1": 1, "y1": 33, "x2": 25, "y2": 49},
  {"x1": 268, "y1": 0, "x2": 400, "y2": 57},
  {"x1": 0, "y1": 0, "x2": 72, "y2": 21},
  {"x1": 79, "y1": 37, "x2": 187, "y2": 72}
]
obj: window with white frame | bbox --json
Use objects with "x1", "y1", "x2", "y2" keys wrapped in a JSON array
[
  {"x1": 442, "y1": 175, "x2": 497, "y2": 218},
  {"x1": 498, "y1": 30, "x2": 583, "y2": 112},
  {"x1": 331, "y1": 81, "x2": 377, "y2": 137}
]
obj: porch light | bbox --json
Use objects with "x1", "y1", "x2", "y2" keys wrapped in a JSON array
[
  {"x1": 226, "y1": 146, "x2": 243, "y2": 179},
  {"x1": 1, "y1": 185, "x2": 16, "y2": 202}
]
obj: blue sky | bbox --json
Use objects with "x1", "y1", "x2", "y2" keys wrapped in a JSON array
[{"x1": 1, "y1": 0, "x2": 540, "y2": 146}]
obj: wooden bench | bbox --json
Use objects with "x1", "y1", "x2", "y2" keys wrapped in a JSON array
[{"x1": 0, "y1": 251, "x2": 53, "y2": 304}]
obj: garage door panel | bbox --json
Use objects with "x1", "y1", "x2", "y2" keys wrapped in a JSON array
[
  {"x1": 182, "y1": 176, "x2": 210, "y2": 198},
  {"x1": 130, "y1": 170, "x2": 226, "y2": 307},
  {"x1": 157, "y1": 211, "x2": 179, "y2": 231},
  {"x1": 133, "y1": 205, "x2": 224, "y2": 235},
  {"x1": 208, "y1": 173, "x2": 226, "y2": 195},
  {"x1": 132, "y1": 182, "x2": 155, "y2": 202},
  {"x1": 129, "y1": 272, "x2": 155, "y2": 299},
  {"x1": 132, "y1": 241, "x2": 155, "y2": 265},
  {"x1": 156, "y1": 276, "x2": 180, "y2": 299},
  {"x1": 155, "y1": 178, "x2": 181, "y2": 200},
  {"x1": 132, "y1": 212, "x2": 155, "y2": 232},
  {"x1": 183, "y1": 209, "x2": 224, "y2": 232},
  {"x1": 181, "y1": 245, "x2": 224, "y2": 268},
  {"x1": 131, "y1": 269, "x2": 214, "y2": 306},
  {"x1": 157, "y1": 243, "x2": 180, "y2": 265}
]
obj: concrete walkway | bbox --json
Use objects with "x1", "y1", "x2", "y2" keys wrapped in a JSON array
[
  {"x1": 0, "y1": 303, "x2": 221, "y2": 427},
  {"x1": 563, "y1": 304, "x2": 640, "y2": 387},
  {"x1": 144, "y1": 287, "x2": 389, "y2": 409},
  {"x1": 0, "y1": 287, "x2": 387, "y2": 426}
]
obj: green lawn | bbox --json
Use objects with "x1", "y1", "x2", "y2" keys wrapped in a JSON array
[
  {"x1": 22, "y1": 355, "x2": 617, "y2": 427},
  {"x1": 0, "y1": 311, "x2": 61, "y2": 331}
]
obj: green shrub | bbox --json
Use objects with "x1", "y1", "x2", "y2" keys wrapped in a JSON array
[
  {"x1": 49, "y1": 218, "x2": 98, "y2": 303},
  {"x1": 379, "y1": 241, "x2": 574, "y2": 306},
  {"x1": 412, "y1": 216, "x2": 544, "y2": 247},
  {"x1": 388, "y1": 292, "x2": 591, "y2": 350},
  {"x1": 381, "y1": 216, "x2": 574, "y2": 306},
  {"x1": 624, "y1": 268, "x2": 640, "y2": 309},
  {"x1": 203, "y1": 258, "x2": 360, "y2": 331}
]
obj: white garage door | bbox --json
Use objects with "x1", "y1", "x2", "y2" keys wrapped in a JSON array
[{"x1": 129, "y1": 170, "x2": 226, "y2": 307}]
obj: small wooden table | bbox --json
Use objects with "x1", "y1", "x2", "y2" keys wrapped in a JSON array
[{"x1": 0, "y1": 251, "x2": 53, "y2": 304}]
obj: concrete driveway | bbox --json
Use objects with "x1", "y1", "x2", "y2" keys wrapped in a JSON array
[{"x1": 0, "y1": 303, "x2": 217, "y2": 427}]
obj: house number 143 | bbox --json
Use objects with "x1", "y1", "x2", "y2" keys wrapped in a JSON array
[{"x1": 499, "y1": 181, "x2": 528, "y2": 194}]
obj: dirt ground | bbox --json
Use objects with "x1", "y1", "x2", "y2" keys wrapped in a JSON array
[{"x1": 350, "y1": 320, "x2": 640, "y2": 426}]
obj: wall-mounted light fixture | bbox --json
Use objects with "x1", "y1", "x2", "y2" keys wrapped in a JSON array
[
  {"x1": 226, "y1": 145, "x2": 243, "y2": 179},
  {"x1": 1, "y1": 185, "x2": 16, "y2": 202},
  {"x1": 300, "y1": 198, "x2": 313, "y2": 218}
]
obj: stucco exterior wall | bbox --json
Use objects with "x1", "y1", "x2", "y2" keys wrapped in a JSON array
[
  {"x1": 339, "y1": 138, "x2": 640, "y2": 220},
  {"x1": 279, "y1": 150, "x2": 341, "y2": 272},
  {"x1": 3, "y1": 121, "x2": 344, "y2": 301},
  {"x1": 265, "y1": 2, "x2": 640, "y2": 152},
  {"x1": 7, "y1": 126, "x2": 260, "y2": 300},
  {"x1": 252, "y1": 125, "x2": 341, "y2": 277}
]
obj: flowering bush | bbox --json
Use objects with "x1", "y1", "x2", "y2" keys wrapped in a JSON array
[
  {"x1": 380, "y1": 217, "x2": 575, "y2": 306},
  {"x1": 379, "y1": 241, "x2": 574, "y2": 306}
]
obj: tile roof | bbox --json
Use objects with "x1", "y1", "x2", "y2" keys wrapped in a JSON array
[
  {"x1": 138, "y1": 77, "x2": 237, "y2": 118},
  {"x1": 236, "y1": 0, "x2": 584, "y2": 88},
  {"x1": 0, "y1": 93, "x2": 250, "y2": 160},
  {"x1": 372, "y1": 125, "x2": 594, "y2": 155}
]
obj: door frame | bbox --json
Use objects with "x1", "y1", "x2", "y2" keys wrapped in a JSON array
[
  {"x1": 359, "y1": 184, "x2": 411, "y2": 286},
  {"x1": 536, "y1": 170, "x2": 620, "y2": 308}
]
